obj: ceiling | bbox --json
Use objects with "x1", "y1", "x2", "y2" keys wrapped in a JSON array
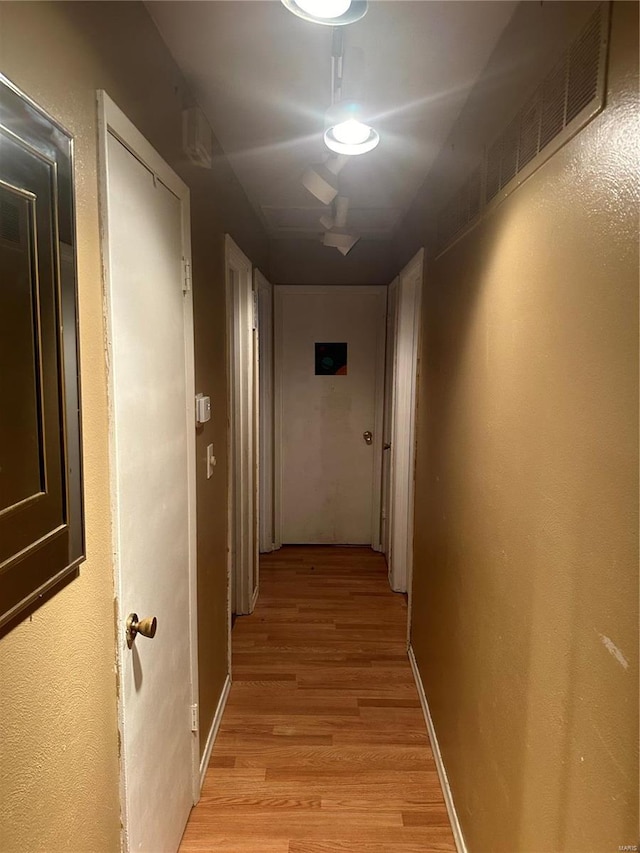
[{"x1": 147, "y1": 1, "x2": 517, "y2": 242}]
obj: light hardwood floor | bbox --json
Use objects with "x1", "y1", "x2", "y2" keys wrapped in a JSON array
[{"x1": 179, "y1": 546, "x2": 456, "y2": 853}]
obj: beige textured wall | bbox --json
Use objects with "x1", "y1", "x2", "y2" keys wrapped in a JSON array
[
  {"x1": 407, "y1": 3, "x2": 639, "y2": 852},
  {"x1": 0, "y1": 3, "x2": 268, "y2": 850}
]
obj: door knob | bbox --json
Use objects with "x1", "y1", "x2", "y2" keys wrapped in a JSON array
[
  {"x1": 363, "y1": 431, "x2": 373, "y2": 445},
  {"x1": 126, "y1": 612, "x2": 157, "y2": 648}
]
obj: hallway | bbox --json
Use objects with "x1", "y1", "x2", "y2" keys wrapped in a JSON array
[{"x1": 179, "y1": 546, "x2": 456, "y2": 852}]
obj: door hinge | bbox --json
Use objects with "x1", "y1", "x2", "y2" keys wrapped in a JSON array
[
  {"x1": 252, "y1": 290, "x2": 258, "y2": 331},
  {"x1": 190, "y1": 703, "x2": 199, "y2": 733},
  {"x1": 183, "y1": 259, "x2": 192, "y2": 294}
]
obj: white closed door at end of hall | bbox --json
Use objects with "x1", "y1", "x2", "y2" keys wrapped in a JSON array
[
  {"x1": 276, "y1": 285, "x2": 386, "y2": 545},
  {"x1": 104, "y1": 124, "x2": 195, "y2": 852}
]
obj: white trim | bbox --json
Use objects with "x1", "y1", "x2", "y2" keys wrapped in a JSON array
[
  {"x1": 251, "y1": 584, "x2": 260, "y2": 612},
  {"x1": 370, "y1": 288, "x2": 387, "y2": 552},
  {"x1": 273, "y1": 285, "x2": 387, "y2": 548},
  {"x1": 381, "y1": 277, "x2": 398, "y2": 563},
  {"x1": 97, "y1": 90, "x2": 200, "y2": 842},
  {"x1": 389, "y1": 249, "x2": 423, "y2": 593},
  {"x1": 198, "y1": 674, "x2": 232, "y2": 790},
  {"x1": 225, "y1": 235, "x2": 257, "y2": 616},
  {"x1": 273, "y1": 286, "x2": 284, "y2": 549},
  {"x1": 255, "y1": 269, "x2": 275, "y2": 554},
  {"x1": 408, "y1": 646, "x2": 467, "y2": 853}
]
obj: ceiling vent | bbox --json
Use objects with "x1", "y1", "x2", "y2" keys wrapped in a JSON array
[
  {"x1": 182, "y1": 106, "x2": 213, "y2": 169},
  {"x1": 436, "y1": 2, "x2": 609, "y2": 255}
]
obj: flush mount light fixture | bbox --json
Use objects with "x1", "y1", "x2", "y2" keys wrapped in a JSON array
[
  {"x1": 324, "y1": 103, "x2": 379, "y2": 156},
  {"x1": 281, "y1": 0, "x2": 367, "y2": 26}
]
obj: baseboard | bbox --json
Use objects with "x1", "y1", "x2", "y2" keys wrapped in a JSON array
[
  {"x1": 408, "y1": 646, "x2": 468, "y2": 853},
  {"x1": 199, "y1": 673, "x2": 231, "y2": 790},
  {"x1": 251, "y1": 585, "x2": 260, "y2": 613}
]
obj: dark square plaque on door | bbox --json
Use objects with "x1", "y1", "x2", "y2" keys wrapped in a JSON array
[
  {"x1": 0, "y1": 74, "x2": 84, "y2": 631},
  {"x1": 315, "y1": 342, "x2": 348, "y2": 375}
]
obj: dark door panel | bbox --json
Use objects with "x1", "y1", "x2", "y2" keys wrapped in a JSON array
[{"x1": 0, "y1": 75, "x2": 84, "y2": 630}]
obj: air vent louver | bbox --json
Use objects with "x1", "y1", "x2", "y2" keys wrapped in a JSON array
[
  {"x1": 467, "y1": 167, "x2": 482, "y2": 221},
  {"x1": 539, "y1": 59, "x2": 568, "y2": 150},
  {"x1": 518, "y1": 97, "x2": 541, "y2": 170},
  {"x1": 567, "y1": 5, "x2": 602, "y2": 123},
  {"x1": 500, "y1": 117, "x2": 520, "y2": 189},
  {"x1": 485, "y1": 137, "x2": 502, "y2": 204},
  {"x1": 436, "y1": 3, "x2": 608, "y2": 255}
]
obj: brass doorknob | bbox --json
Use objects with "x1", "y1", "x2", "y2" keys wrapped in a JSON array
[
  {"x1": 126, "y1": 612, "x2": 157, "y2": 648},
  {"x1": 363, "y1": 431, "x2": 373, "y2": 445}
]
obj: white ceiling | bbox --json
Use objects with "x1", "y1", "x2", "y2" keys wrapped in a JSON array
[{"x1": 147, "y1": 1, "x2": 517, "y2": 241}]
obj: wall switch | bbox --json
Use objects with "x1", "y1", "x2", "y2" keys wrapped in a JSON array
[{"x1": 206, "y1": 444, "x2": 216, "y2": 479}]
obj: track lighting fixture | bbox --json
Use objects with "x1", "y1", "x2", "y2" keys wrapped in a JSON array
[
  {"x1": 281, "y1": 0, "x2": 367, "y2": 26},
  {"x1": 320, "y1": 196, "x2": 359, "y2": 255},
  {"x1": 323, "y1": 230, "x2": 360, "y2": 255},
  {"x1": 319, "y1": 213, "x2": 335, "y2": 231},
  {"x1": 319, "y1": 196, "x2": 349, "y2": 231},
  {"x1": 301, "y1": 154, "x2": 349, "y2": 205}
]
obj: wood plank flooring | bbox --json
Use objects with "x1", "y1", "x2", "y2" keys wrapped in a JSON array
[{"x1": 179, "y1": 546, "x2": 456, "y2": 853}]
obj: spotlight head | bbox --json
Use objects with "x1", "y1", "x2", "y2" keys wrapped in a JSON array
[
  {"x1": 334, "y1": 196, "x2": 349, "y2": 229},
  {"x1": 325, "y1": 153, "x2": 350, "y2": 176},
  {"x1": 301, "y1": 164, "x2": 339, "y2": 205},
  {"x1": 323, "y1": 230, "x2": 360, "y2": 255}
]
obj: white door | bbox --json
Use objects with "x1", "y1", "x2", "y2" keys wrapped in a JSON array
[
  {"x1": 226, "y1": 237, "x2": 258, "y2": 615},
  {"x1": 275, "y1": 285, "x2": 386, "y2": 545},
  {"x1": 100, "y1": 94, "x2": 198, "y2": 853}
]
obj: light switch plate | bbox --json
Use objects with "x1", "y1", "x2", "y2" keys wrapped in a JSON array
[
  {"x1": 195, "y1": 393, "x2": 211, "y2": 425},
  {"x1": 206, "y1": 444, "x2": 216, "y2": 479}
]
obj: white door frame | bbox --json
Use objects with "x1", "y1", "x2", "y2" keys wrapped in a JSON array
[
  {"x1": 255, "y1": 269, "x2": 275, "y2": 554},
  {"x1": 388, "y1": 249, "x2": 424, "y2": 595},
  {"x1": 97, "y1": 91, "x2": 200, "y2": 841},
  {"x1": 273, "y1": 284, "x2": 386, "y2": 549},
  {"x1": 225, "y1": 235, "x2": 258, "y2": 615},
  {"x1": 381, "y1": 276, "x2": 398, "y2": 561}
]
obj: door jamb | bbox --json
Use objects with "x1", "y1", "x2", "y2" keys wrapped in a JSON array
[
  {"x1": 381, "y1": 276, "x2": 399, "y2": 563},
  {"x1": 255, "y1": 269, "x2": 275, "y2": 554},
  {"x1": 388, "y1": 249, "x2": 424, "y2": 598},
  {"x1": 97, "y1": 91, "x2": 201, "y2": 838},
  {"x1": 225, "y1": 236, "x2": 257, "y2": 616}
]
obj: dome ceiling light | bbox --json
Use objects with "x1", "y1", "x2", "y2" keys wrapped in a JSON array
[
  {"x1": 281, "y1": 0, "x2": 367, "y2": 26},
  {"x1": 324, "y1": 102, "x2": 379, "y2": 156}
]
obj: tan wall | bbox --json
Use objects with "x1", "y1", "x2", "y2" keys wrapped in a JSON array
[
  {"x1": 406, "y1": 3, "x2": 639, "y2": 851},
  {"x1": 0, "y1": 3, "x2": 268, "y2": 851}
]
